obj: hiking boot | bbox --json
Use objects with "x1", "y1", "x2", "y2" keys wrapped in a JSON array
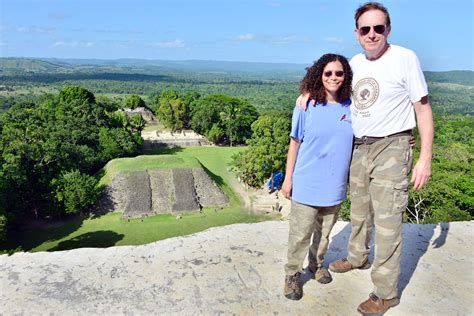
[
  {"x1": 314, "y1": 267, "x2": 332, "y2": 284},
  {"x1": 357, "y1": 293, "x2": 400, "y2": 316},
  {"x1": 307, "y1": 259, "x2": 318, "y2": 275},
  {"x1": 283, "y1": 272, "x2": 302, "y2": 300},
  {"x1": 329, "y1": 258, "x2": 370, "y2": 273}
]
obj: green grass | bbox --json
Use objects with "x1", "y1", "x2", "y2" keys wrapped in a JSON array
[
  {"x1": 15, "y1": 207, "x2": 263, "y2": 253},
  {"x1": 1, "y1": 146, "x2": 272, "y2": 254},
  {"x1": 99, "y1": 154, "x2": 201, "y2": 185}
]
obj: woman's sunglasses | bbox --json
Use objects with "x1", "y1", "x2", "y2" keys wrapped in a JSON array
[
  {"x1": 358, "y1": 24, "x2": 386, "y2": 36},
  {"x1": 323, "y1": 70, "x2": 345, "y2": 77}
]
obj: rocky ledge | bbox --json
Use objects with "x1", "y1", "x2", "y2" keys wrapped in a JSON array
[{"x1": 0, "y1": 220, "x2": 472, "y2": 315}]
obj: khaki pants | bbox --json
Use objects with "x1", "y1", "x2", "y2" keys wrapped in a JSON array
[
  {"x1": 285, "y1": 201, "x2": 340, "y2": 275},
  {"x1": 348, "y1": 136, "x2": 412, "y2": 299}
]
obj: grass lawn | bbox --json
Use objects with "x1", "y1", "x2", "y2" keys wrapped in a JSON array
[{"x1": 1, "y1": 146, "x2": 273, "y2": 254}]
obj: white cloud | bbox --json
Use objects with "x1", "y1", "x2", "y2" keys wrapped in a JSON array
[
  {"x1": 324, "y1": 37, "x2": 343, "y2": 43},
  {"x1": 17, "y1": 26, "x2": 53, "y2": 33},
  {"x1": 48, "y1": 12, "x2": 71, "y2": 20},
  {"x1": 269, "y1": 35, "x2": 310, "y2": 44},
  {"x1": 150, "y1": 39, "x2": 186, "y2": 48},
  {"x1": 266, "y1": 1, "x2": 281, "y2": 7},
  {"x1": 92, "y1": 28, "x2": 142, "y2": 34},
  {"x1": 52, "y1": 41, "x2": 95, "y2": 48},
  {"x1": 232, "y1": 33, "x2": 255, "y2": 42}
]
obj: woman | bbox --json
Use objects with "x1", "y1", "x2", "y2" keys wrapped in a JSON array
[{"x1": 282, "y1": 53, "x2": 353, "y2": 300}]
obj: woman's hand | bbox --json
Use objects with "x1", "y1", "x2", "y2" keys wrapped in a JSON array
[{"x1": 281, "y1": 179, "x2": 292, "y2": 200}]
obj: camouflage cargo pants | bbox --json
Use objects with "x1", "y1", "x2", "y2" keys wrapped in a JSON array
[
  {"x1": 347, "y1": 136, "x2": 412, "y2": 299},
  {"x1": 285, "y1": 201, "x2": 340, "y2": 275}
]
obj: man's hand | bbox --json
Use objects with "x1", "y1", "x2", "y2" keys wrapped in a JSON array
[
  {"x1": 411, "y1": 158, "x2": 431, "y2": 191},
  {"x1": 281, "y1": 179, "x2": 292, "y2": 200},
  {"x1": 412, "y1": 96, "x2": 434, "y2": 191},
  {"x1": 296, "y1": 93, "x2": 311, "y2": 111},
  {"x1": 409, "y1": 134, "x2": 416, "y2": 148}
]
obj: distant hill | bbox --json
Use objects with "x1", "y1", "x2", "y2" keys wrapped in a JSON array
[
  {"x1": 0, "y1": 58, "x2": 72, "y2": 74},
  {"x1": 42, "y1": 57, "x2": 308, "y2": 75},
  {"x1": 2, "y1": 57, "x2": 473, "y2": 84},
  {"x1": 424, "y1": 71, "x2": 474, "y2": 86},
  {"x1": 0, "y1": 57, "x2": 306, "y2": 81},
  {"x1": 1, "y1": 58, "x2": 472, "y2": 115}
]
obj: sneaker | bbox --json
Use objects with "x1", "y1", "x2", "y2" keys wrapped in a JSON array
[
  {"x1": 283, "y1": 272, "x2": 303, "y2": 300},
  {"x1": 329, "y1": 258, "x2": 370, "y2": 273},
  {"x1": 314, "y1": 267, "x2": 332, "y2": 284},
  {"x1": 357, "y1": 293, "x2": 400, "y2": 316}
]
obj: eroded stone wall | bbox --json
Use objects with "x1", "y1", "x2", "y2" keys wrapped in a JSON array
[{"x1": 98, "y1": 167, "x2": 228, "y2": 218}]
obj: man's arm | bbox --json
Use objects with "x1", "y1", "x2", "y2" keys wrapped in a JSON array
[
  {"x1": 296, "y1": 93, "x2": 311, "y2": 110},
  {"x1": 411, "y1": 95, "x2": 434, "y2": 191},
  {"x1": 281, "y1": 137, "x2": 301, "y2": 199}
]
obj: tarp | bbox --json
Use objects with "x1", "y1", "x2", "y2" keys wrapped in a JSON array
[{"x1": 267, "y1": 170, "x2": 284, "y2": 191}]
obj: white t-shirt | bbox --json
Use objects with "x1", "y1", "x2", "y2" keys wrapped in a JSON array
[{"x1": 350, "y1": 44, "x2": 428, "y2": 138}]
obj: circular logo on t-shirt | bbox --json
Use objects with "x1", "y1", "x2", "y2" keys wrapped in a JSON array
[{"x1": 353, "y1": 78, "x2": 379, "y2": 110}]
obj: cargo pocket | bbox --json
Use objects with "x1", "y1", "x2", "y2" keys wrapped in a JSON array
[{"x1": 392, "y1": 181, "x2": 409, "y2": 214}]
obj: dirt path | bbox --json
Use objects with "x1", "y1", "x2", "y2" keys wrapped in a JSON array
[{"x1": 227, "y1": 173, "x2": 290, "y2": 217}]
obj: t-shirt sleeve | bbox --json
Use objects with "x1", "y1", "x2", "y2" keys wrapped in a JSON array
[
  {"x1": 290, "y1": 106, "x2": 305, "y2": 141},
  {"x1": 404, "y1": 49, "x2": 428, "y2": 103}
]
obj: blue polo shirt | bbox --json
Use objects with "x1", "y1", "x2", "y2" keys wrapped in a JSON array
[{"x1": 290, "y1": 100, "x2": 353, "y2": 206}]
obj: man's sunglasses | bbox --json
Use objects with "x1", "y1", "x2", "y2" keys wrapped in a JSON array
[
  {"x1": 323, "y1": 70, "x2": 345, "y2": 77},
  {"x1": 358, "y1": 24, "x2": 386, "y2": 36}
]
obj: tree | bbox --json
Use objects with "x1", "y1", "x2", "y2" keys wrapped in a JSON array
[
  {"x1": 0, "y1": 86, "x2": 143, "y2": 238},
  {"x1": 52, "y1": 170, "x2": 101, "y2": 214},
  {"x1": 405, "y1": 114, "x2": 473, "y2": 223},
  {"x1": 190, "y1": 94, "x2": 222, "y2": 135},
  {"x1": 0, "y1": 171, "x2": 8, "y2": 242},
  {"x1": 191, "y1": 94, "x2": 258, "y2": 145},
  {"x1": 99, "y1": 127, "x2": 142, "y2": 161},
  {"x1": 207, "y1": 124, "x2": 225, "y2": 144},
  {"x1": 155, "y1": 90, "x2": 187, "y2": 131},
  {"x1": 59, "y1": 86, "x2": 95, "y2": 104},
  {"x1": 219, "y1": 98, "x2": 258, "y2": 146},
  {"x1": 231, "y1": 113, "x2": 291, "y2": 187},
  {"x1": 124, "y1": 94, "x2": 146, "y2": 109}
]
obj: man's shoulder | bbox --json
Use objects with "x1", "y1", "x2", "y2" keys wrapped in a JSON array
[
  {"x1": 349, "y1": 53, "x2": 365, "y2": 66},
  {"x1": 390, "y1": 44, "x2": 418, "y2": 58},
  {"x1": 350, "y1": 52, "x2": 364, "y2": 63}
]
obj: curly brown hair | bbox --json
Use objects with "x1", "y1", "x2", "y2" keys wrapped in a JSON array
[{"x1": 299, "y1": 53, "x2": 353, "y2": 105}]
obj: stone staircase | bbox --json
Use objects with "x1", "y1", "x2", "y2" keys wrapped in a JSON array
[{"x1": 247, "y1": 189, "x2": 291, "y2": 218}]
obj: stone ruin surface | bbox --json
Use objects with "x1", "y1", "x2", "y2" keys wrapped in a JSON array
[
  {"x1": 141, "y1": 129, "x2": 210, "y2": 148},
  {"x1": 99, "y1": 167, "x2": 229, "y2": 218},
  {"x1": 120, "y1": 107, "x2": 155, "y2": 122}
]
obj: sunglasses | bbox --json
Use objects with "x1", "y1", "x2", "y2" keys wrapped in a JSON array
[
  {"x1": 323, "y1": 70, "x2": 345, "y2": 77},
  {"x1": 358, "y1": 24, "x2": 386, "y2": 36}
]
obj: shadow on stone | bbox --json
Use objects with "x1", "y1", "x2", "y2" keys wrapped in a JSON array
[
  {"x1": 49, "y1": 230, "x2": 125, "y2": 252},
  {"x1": 398, "y1": 222, "x2": 449, "y2": 297},
  {"x1": 324, "y1": 222, "x2": 353, "y2": 265},
  {"x1": 198, "y1": 161, "x2": 225, "y2": 188},
  {"x1": 306, "y1": 221, "x2": 450, "y2": 299},
  {"x1": 301, "y1": 222, "x2": 353, "y2": 287},
  {"x1": 0, "y1": 215, "x2": 85, "y2": 254}
]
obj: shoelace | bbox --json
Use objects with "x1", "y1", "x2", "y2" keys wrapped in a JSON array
[
  {"x1": 289, "y1": 272, "x2": 301, "y2": 289},
  {"x1": 369, "y1": 293, "x2": 380, "y2": 302}
]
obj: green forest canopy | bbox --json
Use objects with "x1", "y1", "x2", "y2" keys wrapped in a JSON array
[{"x1": 1, "y1": 58, "x2": 473, "y2": 115}]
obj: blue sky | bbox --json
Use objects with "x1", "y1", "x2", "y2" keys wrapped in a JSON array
[{"x1": 1, "y1": 0, "x2": 473, "y2": 71}]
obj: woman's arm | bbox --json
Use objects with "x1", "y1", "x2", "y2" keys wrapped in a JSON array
[{"x1": 281, "y1": 137, "x2": 301, "y2": 199}]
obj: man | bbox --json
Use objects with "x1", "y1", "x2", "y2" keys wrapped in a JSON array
[{"x1": 297, "y1": 2, "x2": 434, "y2": 315}]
